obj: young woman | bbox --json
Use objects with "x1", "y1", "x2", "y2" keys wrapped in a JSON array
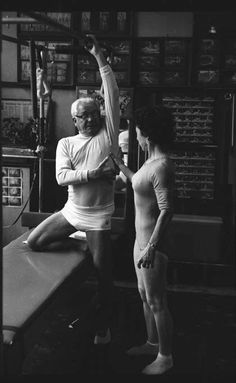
[{"x1": 110, "y1": 105, "x2": 175, "y2": 374}]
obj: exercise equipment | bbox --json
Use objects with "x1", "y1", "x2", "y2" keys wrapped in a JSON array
[{"x1": 2, "y1": 213, "x2": 91, "y2": 375}]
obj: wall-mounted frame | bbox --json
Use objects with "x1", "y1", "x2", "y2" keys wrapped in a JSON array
[
  {"x1": 221, "y1": 38, "x2": 236, "y2": 86},
  {"x1": 135, "y1": 37, "x2": 191, "y2": 87},
  {"x1": 1, "y1": 98, "x2": 48, "y2": 148},
  {"x1": 18, "y1": 39, "x2": 73, "y2": 86},
  {"x1": 78, "y1": 11, "x2": 133, "y2": 36},
  {"x1": 135, "y1": 38, "x2": 161, "y2": 86},
  {"x1": 192, "y1": 37, "x2": 221, "y2": 86},
  {"x1": 76, "y1": 38, "x2": 131, "y2": 86},
  {"x1": 75, "y1": 86, "x2": 133, "y2": 119},
  {"x1": 163, "y1": 38, "x2": 190, "y2": 86}
]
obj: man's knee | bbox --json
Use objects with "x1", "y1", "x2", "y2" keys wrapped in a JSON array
[{"x1": 27, "y1": 233, "x2": 44, "y2": 251}]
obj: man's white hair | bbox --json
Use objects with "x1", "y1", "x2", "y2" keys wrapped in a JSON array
[{"x1": 71, "y1": 97, "x2": 100, "y2": 117}]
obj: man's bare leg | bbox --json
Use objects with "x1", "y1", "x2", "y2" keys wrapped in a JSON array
[
  {"x1": 27, "y1": 212, "x2": 77, "y2": 251},
  {"x1": 86, "y1": 230, "x2": 113, "y2": 342}
]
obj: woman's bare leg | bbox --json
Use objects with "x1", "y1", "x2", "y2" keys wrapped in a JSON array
[
  {"x1": 126, "y1": 240, "x2": 159, "y2": 355},
  {"x1": 141, "y1": 251, "x2": 173, "y2": 374}
]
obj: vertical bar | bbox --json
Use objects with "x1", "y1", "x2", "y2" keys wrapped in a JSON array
[
  {"x1": 38, "y1": 49, "x2": 46, "y2": 213},
  {"x1": 29, "y1": 40, "x2": 37, "y2": 120},
  {"x1": 38, "y1": 155, "x2": 44, "y2": 213},
  {"x1": 0, "y1": 11, "x2": 4, "y2": 378},
  {"x1": 231, "y1": 94, "x2": 235, "y2": 148}
]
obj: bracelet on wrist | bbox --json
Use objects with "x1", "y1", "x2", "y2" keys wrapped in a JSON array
[{"x1": 148, "y1": 242, "x2": 157, "y2": 250}]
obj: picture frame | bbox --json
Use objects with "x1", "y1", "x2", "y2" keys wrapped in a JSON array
[
  {"x1": 78, "y1": 11, "x2": 132, "y2": 35},
  {"x1": 1, "y1": 98, "x2": 48, "y2": 147},
  {"x1": 18, "y1": 39, "x2": 73, "y2": 86},
  {"x1": 222, "y1": 71, "x2": 236, "y2": 85},
  {"x1": 163, "y1": 71, "x2": 187, "y2": 85},
  {"x1": 138, "y1": 71, "x2": 160, "y2": 85},
  {"x1": 139, "y1": 55, "x2": 160, "y2": 69},
  {"x1": 137, "y1": 38, "x2": 161, "y2": 55},
  {"x1": 77, "y1": 70, "x2": 96, "y2": 84},
  {"x1": 2, "y1": 167, "x2": 24, "y2": 206},
  {"x1": 77, "y1": 54, "x2": 99, "y2": 69},
  {"x1": 112, "y1": 54, "x2": 130, "y2": 70},
  {"x1": 115, "y1": 12, "x2": 131, "y2": 35},
  {"x1": 224, "y1": 54, "x2": 236, "y2": 70},
  {"x1": 164, "y1": 38, "x2": 190, "y2": 72},
  {"x1": 197, "y1": 70, "x2": 219, "y2": 84},
  {"x1": 80, "y1": 11, "x2": 93, "y2": 32},
  {"x1": 98, "y1": 11, "x2": 112, "y2": 32}
]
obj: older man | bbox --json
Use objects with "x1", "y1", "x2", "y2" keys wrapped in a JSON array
[{"x1": 27, "y1": 35, "x2": 120, "y2": 344}]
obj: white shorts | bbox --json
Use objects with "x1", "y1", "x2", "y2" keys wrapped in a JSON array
[{"x1": 61, "y1": 200, "x2": 114, "y2": 231}]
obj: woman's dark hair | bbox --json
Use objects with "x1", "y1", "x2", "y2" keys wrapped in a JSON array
[{"x1": 134, "y1": 104, "x2": 176, "y2": 150}]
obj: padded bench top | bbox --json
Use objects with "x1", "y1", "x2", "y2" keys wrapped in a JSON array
[{"x1": 3, "y1": 230, "x2": 88, "y2": 344}]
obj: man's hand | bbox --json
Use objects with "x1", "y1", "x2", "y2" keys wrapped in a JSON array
[
  {"x1": 84, "y1": 34, "x2": 100, "y2": 57},
  {"x1": 88, "y1": 156, "x2": 116, "y2": 182}
]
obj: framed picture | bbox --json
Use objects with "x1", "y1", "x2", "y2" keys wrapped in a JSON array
[
  {"x1": 98, "y1": 11, "x2": 111, "y2": 32},
  {"x1": 1, "y1": 98, "x2": 48, "y2": 147},
  {"x1": 2, "y1": 167, "x2": 24, "y2": 206},
  {"x1": 224, "y1": 55, "x2": 236, "y2": 70},
  {"x1": 77, "y1": 54, "x2": 97, "y2": 69},
  {"x1": 116, "y1": 12, "x2": 130, "y2": 34},
  {"x1": 139, "y1": 55, "x2": 160, "y2": 69},
  {"x1": 165, "y1": 54, "x2": 186, "y2": 67},
  {"x1": 197, "y1": 70, "x2": 219, "y2": 84},
  {"x1": 164, "y1": 38, "x2": 189, "y2": 71},
  {"x1": 163, "y1": 71, "x2": 186, "y2": 85},
  {"x1": 137, "y1": 39, "x2": 161, "y2": 55},
  {"x1": 198, "y1": 53, "x2": 219, "y2": 67},
  {"x1": 80, "y1": 11, "x2": 93, "y2": 32},
  {"x1": 18, "y1": 12, "x2": 72, "y2": 33},
  {"x1": 112, "y1": 54, "x2": 129, "y2": 70},
  {"x1": 77, "y1": 70, "x2": 96, "y2": 84},
  {"x1": 199, "y1": 39, "x2": 219, "y2": 53},
  {"x1": 138, "y1": 71, "x2": 160, "y2": 85},
  {"x1": 165, "y1": 39, "x2": 186, "y2": 54},
  {"x1": 222, "y1": 71, "x2": 236, "y2": 85},
  {"x1": 111, "y1": 40, "x2": 130, "y2": 54},
  {"x1": 75, "y1": 86, "x2": 133, "y2": 118},
  {"x1": 18, "y1": 39, "x2": 73, "y2": 85},
  {"x1": 78, "y1": 11, "x2": 132, "y2": 35}
]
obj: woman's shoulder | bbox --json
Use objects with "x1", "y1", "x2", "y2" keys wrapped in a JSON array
[{"x1": 148, "y1": 157, "x2": 175, "y2": 182}]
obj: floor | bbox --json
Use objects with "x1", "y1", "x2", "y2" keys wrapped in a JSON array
[{"x1": 5, "y1": 277, "x2": 235, "y2": 382}]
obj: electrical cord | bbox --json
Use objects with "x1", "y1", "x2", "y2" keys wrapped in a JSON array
[{"x1": 3, "y1": 158, "x2": 38, "y2": 229}]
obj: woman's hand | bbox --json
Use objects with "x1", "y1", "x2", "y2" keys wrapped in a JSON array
[
  {"x1": 109, "y1": 151, "x2": 124, "y2": 168},
  {"x1": 137, "y1": 244, "x2": 156, "y2": 269}
]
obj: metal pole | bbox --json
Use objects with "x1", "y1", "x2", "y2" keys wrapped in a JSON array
[
  {"x1": 29, "y1": 40, "x2": 38, "y2": 120},
  {"x1": 2, "y1": 17, "x2": 38, "y2": 24},
  {"x1": 1, "y1": 34, "x2": 29, "y2": 47},
  {"x1": 23, "y1": 12, "x2": 83, "y2": 42}
]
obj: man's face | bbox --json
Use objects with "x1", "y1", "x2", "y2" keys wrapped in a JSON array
[{"x1": 74, "y1": 101, "x2": 101, "y2": 137}]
